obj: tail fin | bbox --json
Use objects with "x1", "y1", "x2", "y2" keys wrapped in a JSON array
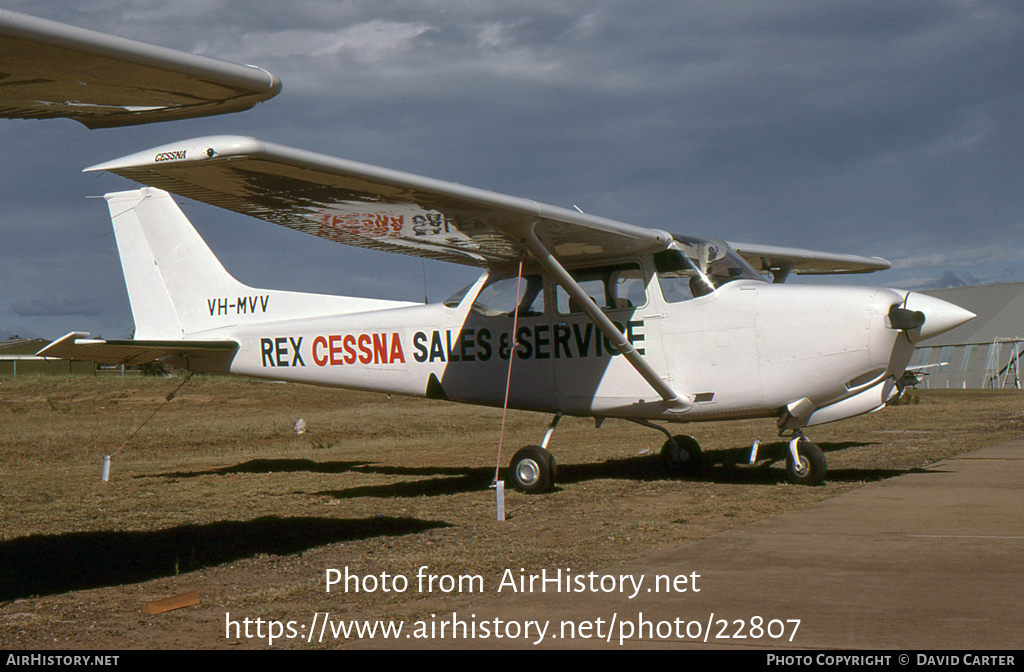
[
  {"x1": 106, "y1": 188, "x2": 410, "y2": 339},
  {"x1": 107, "y1": 188, "x2": 244, "y2": 338}
]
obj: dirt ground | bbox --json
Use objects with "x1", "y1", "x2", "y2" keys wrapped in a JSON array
[{"x1": 1, "y1": 374, "x2": 1022, "y2": 649}]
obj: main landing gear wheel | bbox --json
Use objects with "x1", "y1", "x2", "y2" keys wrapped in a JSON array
[
  {"x1": 660, "y1": 435, "x2": 704, "y2": 477},
  {"x1": 786, "y1": 439, "x2": 826, "y2": 486},
  {"x1": 509, "y1": 446, "x2": 556, "y2": 494}
]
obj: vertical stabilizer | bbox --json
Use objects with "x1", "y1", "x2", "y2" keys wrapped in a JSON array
[
  {"x1": 106, "y1": 187, "x2": 413, "y2": 339},
  {"x1": 108, "y1": 188, "x2": 248, "y2": 338}
]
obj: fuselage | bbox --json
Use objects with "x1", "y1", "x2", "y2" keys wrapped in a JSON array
[{"x1": 182, "y1": 253, "x2": 963, "y2": 428}]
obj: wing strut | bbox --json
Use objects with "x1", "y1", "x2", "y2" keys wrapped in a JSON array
[{"x1": 523, "y1": 228, "x2": 692, "y2": 413}]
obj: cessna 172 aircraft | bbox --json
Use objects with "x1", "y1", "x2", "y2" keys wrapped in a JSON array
[{"x1": 35, "y1": 135, "x2": 976, "y2": 492}]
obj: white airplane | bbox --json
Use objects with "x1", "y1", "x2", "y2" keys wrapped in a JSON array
[
  {"x1": 37, "y1": 135, "x2": 975, "y2": 492},
  {"x1": 0, "y1": 9, "x2": 280, "y2": 127}
]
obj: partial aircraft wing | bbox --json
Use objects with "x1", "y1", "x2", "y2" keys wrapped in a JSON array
[
  {"x1": 727, "y1": 242, "x2": 890, "y2": 281},
  {"x1": 0, "y1": 9, "x2": 280, "y2": 128},
  {"x1": 897, "y1": 362, "x2": 948, "y2": 389},
  {"x1": 37, "y1": 332, "x2": 237, "y2": 367},
  {"x1": 84, "y1": 135, "x2": 674, "y2": 267}
]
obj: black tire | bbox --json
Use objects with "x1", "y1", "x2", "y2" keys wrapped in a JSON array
[
  {"x1": 660, "y1": 435, "x2": 704, "y2": 477},
  {"x1": 509, "y1": 446, "x2": 556, "y2": 494},
  {"x1": 786, "y1": 439, "x2": 826, "y2": 486}
]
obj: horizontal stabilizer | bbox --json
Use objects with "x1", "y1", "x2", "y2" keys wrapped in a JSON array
[{"x1": 37, "y1": 332, "x2": 237, "y2": 367}]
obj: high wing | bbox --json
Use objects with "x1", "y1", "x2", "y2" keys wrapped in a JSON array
[
  {"x1": 727, "y1": 241, "x2": 890, "y2": 281},
  {"x1": 84, "y1": 136, "x2": 674, "y2": 267},
  {"x1": 0, "y1": 9, "x2": 280, "y2": 128},
  {"x1": 37, "y1": 332, "x2": 237, "y2": 367}
]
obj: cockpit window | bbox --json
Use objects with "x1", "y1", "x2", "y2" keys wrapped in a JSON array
[
  {"x1": 555, "y1": 262, "x2": 646, "y2": 314},
  {"x1": 653, "y1": 249, "x2": 705, "y2": 302},
  {"x1": 655, "y1": 236, "x2": 764, "y2": 303},
  {"x1": 467, "y1": 274, "x2": 545, "y2": 317}
]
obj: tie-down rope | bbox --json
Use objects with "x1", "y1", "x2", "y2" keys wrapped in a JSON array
[
  {"x1": 110, "y1": 370, "x2": 193, "y2": 459},
  {"x1": 494, "y1": 258, "x2": 524, "y2": 483}
]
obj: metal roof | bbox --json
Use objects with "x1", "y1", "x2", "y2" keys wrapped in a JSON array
[{"x1": 920, "y1": 281, "x2": 1024, "y2": 346}]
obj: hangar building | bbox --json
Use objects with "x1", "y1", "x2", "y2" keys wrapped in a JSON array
[
  {"x1": 0, "y1": 338, "x2": 97, "y2": 376},
  {"x1": 912, "y1": 282, "x2": 1024, "y2": 389}
]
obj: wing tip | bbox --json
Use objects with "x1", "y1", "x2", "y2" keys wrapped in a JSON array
[{"x1": 84, "y1": 135, "x2": 262, "y2": 173}]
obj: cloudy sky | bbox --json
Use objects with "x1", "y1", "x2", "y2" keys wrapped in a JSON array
[{"x1": 2, "y1": 0, "x2": 1023, "y2": 340}]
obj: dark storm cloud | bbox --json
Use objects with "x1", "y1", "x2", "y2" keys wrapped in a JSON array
[
  {"x1": 3, "y1": 1, "x2": 1024, "y2": 339},
  {"x1": 10, "y1": 297, "x2": 102, "y2": 317}
]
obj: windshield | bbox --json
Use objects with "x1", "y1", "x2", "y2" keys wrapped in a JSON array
[{"x1": 655, "y1": 236, "x2": 764, "y2": 301}]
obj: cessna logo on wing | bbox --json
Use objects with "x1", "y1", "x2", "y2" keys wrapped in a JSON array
[{"x1": 154, "y1": 150, "x2": 187, "y2": 162}]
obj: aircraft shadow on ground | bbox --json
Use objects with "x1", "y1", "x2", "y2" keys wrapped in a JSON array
[
  {"x1": 553, "y1": 441, "x2": 915, "y2": 487},
  {"x1": 317, "y1": 441, "x2": 916, "y2": 497},
  {"x1": 144, "y1": 459, "x2": 496, "y2": 498},
  {"x1": 318, "y1": 466, "x2": 496, "y2": 499},
  {"x1": 140, "y1": 440, "x2": 923, "y2": 502},
  {"x1": 706, "y1": 440, "x2": 923, "y2": 485},
  {"x1": 148, "y1": 458, "x2": 375, "y2": 479},
  {"x1": 0, "y1": 515, "x2": 449, "y2": 602}
]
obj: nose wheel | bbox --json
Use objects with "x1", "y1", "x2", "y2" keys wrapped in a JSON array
[
  {"x1": 785, "y1": 436, "x2": 826, "y2": 486},
  {"x1": 660, "y1": 435, "x2": 705, "y2": 477},
  {"x1": 508, "y1": 445, "x2": 556, "y2": 494}
]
